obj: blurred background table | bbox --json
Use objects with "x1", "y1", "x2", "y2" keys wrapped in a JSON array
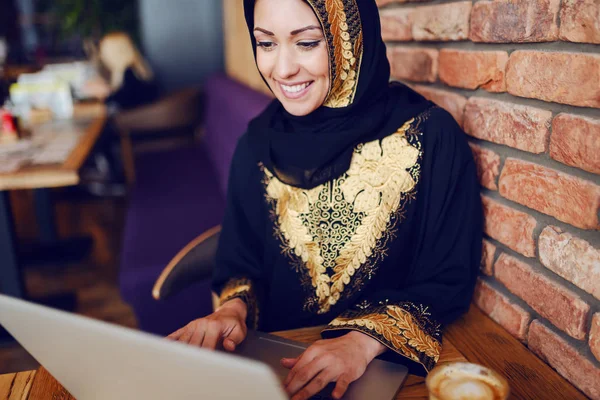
[{"x1": 0, "y1": 103, "x2": 106, "y2": 310}]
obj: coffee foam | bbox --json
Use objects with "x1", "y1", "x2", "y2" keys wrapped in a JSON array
[{"x1": 426, "y1": 362, "x2": 509, "y2": 400}]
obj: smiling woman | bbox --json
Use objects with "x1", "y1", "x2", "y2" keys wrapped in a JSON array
[
  {"x1": 169, "y1": 1, "x2": 483, "y2": 399},
  {"x1": 252, "y1": 0, "x2": 330, "y2": 116}
]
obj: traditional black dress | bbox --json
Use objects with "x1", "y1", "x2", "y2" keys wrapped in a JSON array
[{"x1": 213, "y1": 0, "x2": 482, "y2": 375}]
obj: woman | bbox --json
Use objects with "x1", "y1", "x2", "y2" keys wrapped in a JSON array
[
  {"x1": 169, "y1": 0, "x2": 482, "y2": 399},
  {"x1": 84, "y1": 32, "x2": 158, "y2": 110},
  {"x1": 82, "y1": 32, "x2": 158, "y2": 195}
]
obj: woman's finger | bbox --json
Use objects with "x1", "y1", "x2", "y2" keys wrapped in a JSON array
[
  {"x1": 166, "y1": 328, "x2": 184, "y2": 341},
  {"x1": 285, "y1": 356, "x2": 328, "y2": 397},
  {"x1": 283, "y1": 348, "x2": 317, "y2": 386},
  {"x1": 179, "y1": 327, "x2": 194, "y2": 344},
  {"x1": 332, "y1": 375, "x2": 352, "y2": 400},
  {"x1": 223, "y1": 338, "x2": 236, "y2": 352},
  {"x1": 201, "y1": 323, "x2": 221, "y2": 350},
  {"x1": 189, "y1": 327, "x2": 206, "y2": 347},
  {"x1": 280, "y1": 357, "x2": 298, "y2": 369},
  {"x1": 223, "y1": 325, "x2": 246, "y2": 352},
  {"x1": 291, "y1": 369, "x2": 336, "y2": 400}
]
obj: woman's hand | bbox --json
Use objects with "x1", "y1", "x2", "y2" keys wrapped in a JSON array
[
  {"x1": 281, "y1": 331, "x2": 386, "y2": 400},
  {"x1": 167, "y1": 298, "x2": 248, "y2": 351}
]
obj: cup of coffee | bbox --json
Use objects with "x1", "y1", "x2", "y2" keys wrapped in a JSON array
[{"x1": 426, "y1": 362, "x2": 509, "y2": 400}]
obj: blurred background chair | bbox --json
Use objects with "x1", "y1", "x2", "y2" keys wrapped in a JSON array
[
  {"x1": 113, "y1": 86, "x2": 202, "y2": 185},
  {"x1": 117, "y1": 73, "x2": 270, "y2": 335}
]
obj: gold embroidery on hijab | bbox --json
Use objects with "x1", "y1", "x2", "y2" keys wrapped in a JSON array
[{"x1": 306, "y1": 0, "x2": 364, "y2": 108}]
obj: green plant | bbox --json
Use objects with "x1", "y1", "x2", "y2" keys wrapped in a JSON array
[{"x1": 45, "y1": 0, "x2": 139, "y2": 42}]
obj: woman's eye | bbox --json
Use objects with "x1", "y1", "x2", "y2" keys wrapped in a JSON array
[
  {"x1": 297, "y1": 40, "x2": 322, "y2": 50},
  {"x1": 256, "y1": 41, "x2": 275, "y2": 51}
]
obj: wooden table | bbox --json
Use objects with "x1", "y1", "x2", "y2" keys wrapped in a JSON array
[
  {"x1": 0, "y1": 103, "x2": 106, "y2": 191},
  {"x1": 0, "y1": 103, "x2": 106, "y2": 301},
  {"x1": 0, "y1": 306, "x2": 588, "y2": 399}
]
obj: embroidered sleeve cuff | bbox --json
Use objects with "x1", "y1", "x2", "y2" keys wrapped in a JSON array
[
  {"x1": 218, "y1": 277, "x2": 259, "y2": 329},
  {"x1": 321, "y1": 302, "x2": 442, "y2": 373}
]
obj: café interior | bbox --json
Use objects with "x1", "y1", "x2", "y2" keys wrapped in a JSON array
[{"x1": 0, "y1": 0, "x2": 599, "y2": 399}]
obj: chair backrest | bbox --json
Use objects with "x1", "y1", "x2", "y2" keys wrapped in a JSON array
[
  {"x1": 202, "y1": 73, "x2": 272, "y2": 196},
  {"x1": 113, "y1": 87, "x2": 201, "y2": 133}
]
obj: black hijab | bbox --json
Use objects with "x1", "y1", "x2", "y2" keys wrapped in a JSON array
[{"x1": 244, "y1": 0, "x2": 434, "y2": 189}]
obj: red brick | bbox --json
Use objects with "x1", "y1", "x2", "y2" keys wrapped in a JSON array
[
  {"x1": 591, "y1": 313, "x2": 600, "y2": 363},
  {"x1": 539, "y1": 226, "x2": 600, "y2": 301},
  {"x1": 387, "y1": 47, "x2": 438, "y2": 83},
  {"x1": 463, "y1": 98, "x2": 551, "y2": 154},
  {"x1": 528, "y1": 321, "x2": 600, "y2": 399},
  {"x1": 473, "y1": 279, "x2": 531, "y2": 340},
  {"x1": 551, "y1": 113, "x2": 600, "y2": 175},
  {"x1": 470, "y1": 0, "x2": 560, "y2": 43},
  {"x1": 481, "y1": 196, "x2": 536, "y2": 257},
  {"x1": 412, "y1": 2, "x2": 472, "y2": 41},
  {"x1": 412, "y1": 85, "x2": 467, "y2": 127},
  {"x1": 481, "y1": 239, "x2": 496, "y2": 276},
  {"x1": 506, "y1": 51, "x2": 600, "y2": 108},
  {"x1": 495, "y1": 253, "x2": 590, "y2": 339},
  {"x1": 439, "y1": 50, "x2": 508, "y2": 92},
  {"x1": 559, "y1": 0, "x2": 600, "y2": 44},
  {"x1": 379, "y1": 8, "x2": 413, "y2": 42},
  {"x1": 469, "y1": 143, "x2": 500, "y2": 191},
  {"x1": 499, "y1": 158, "x2": 600, "y2": 230}
]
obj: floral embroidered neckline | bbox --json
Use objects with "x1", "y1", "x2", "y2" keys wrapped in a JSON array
[{"x1": 263, "y1": 117, "x2": 424, "y2": 313}]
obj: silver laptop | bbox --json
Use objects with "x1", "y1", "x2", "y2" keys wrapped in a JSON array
[{"x1": 0, "y1": 294, "x2": 408, "y2": 399}]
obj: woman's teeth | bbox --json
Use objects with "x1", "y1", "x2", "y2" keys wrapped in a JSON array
[{"x1": 281, "y1": 82, "x2": 311, "y2": 93}]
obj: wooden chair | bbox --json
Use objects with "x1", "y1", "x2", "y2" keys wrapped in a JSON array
[
  {"x1": 113, "y1": 87, "x2": 202, "y2": 184},
  {"x1": 152, "y1": 225, "x2": 222, "y2": 310}
]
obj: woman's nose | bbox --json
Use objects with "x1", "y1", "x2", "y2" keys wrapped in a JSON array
[{"x1": 274, "y1": 47, "x2": 299, "y2": 79}]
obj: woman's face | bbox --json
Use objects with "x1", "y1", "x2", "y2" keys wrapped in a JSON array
[
  {"x1": 100, "y1": 37, "x2": 132, "y2": 71},
  {"x1": 254, "y1": 0, "x2": 330, "y2": 116}
]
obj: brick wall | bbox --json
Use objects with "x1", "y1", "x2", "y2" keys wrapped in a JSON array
[{"x1": 378, "y1": 0, "x2": 600, "y2": 398}]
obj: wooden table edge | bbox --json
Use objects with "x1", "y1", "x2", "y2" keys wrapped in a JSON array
[
  {"x1": 0, "y1": 106, "x2": 107, "y2": 191},
  {"x1": 0, "y1": 170, "x2": 79, "y2": 191},
  {"x1": 0, "y1": 370, "x2": 36, "y2": 399}
]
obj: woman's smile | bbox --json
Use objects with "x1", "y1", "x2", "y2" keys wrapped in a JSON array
[{"x1": 277, "y1": 80, "x2": 314, "y2": 99}]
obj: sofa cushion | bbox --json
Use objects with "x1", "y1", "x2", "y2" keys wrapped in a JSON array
[
  {"x1": 119, "y1": 145, "x2": 224, "y2": 333},
  {"x1": 203, "y1": 73, "x2": 271, "y2": 195}
]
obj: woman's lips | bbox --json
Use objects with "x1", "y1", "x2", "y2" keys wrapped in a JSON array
[{"x1": 278, "y1": 80, "x2": 314, "y2": 100}]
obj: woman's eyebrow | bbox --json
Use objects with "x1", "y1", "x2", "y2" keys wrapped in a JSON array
[
  {"x1": 253, "y1": 25, "x2": 321, "y2": 36},
  {"x1": 254, "y1": 27, "x2": 274, "y2": 35},
  {"x1": 290, "y1": 25, "x2": 321, "y2": 36}
]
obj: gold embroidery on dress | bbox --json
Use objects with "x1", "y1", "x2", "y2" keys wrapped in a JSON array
[
  {"x1": 305, "y1": 0, "x2": 363, "y2": 108},
  {"x1": 330, "y1": 310, "x2": 418, "y2": 361},
  {"x1": 219, "y1": 283, "x2": 251, "y2": 303},
  {"x1": 263, "y1": 117, "x2": 425, "y2": 314},
  {"x1": 219, "y1": 278, "x2": 259, "y2": 329},
  {"x1": 324, "y1": 302, "x2": 442, "y2": 371}
]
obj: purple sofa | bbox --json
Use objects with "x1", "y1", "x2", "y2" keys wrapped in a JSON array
[{"x1": 119, "y1": 73, "x2": 271, "y2": 335}]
